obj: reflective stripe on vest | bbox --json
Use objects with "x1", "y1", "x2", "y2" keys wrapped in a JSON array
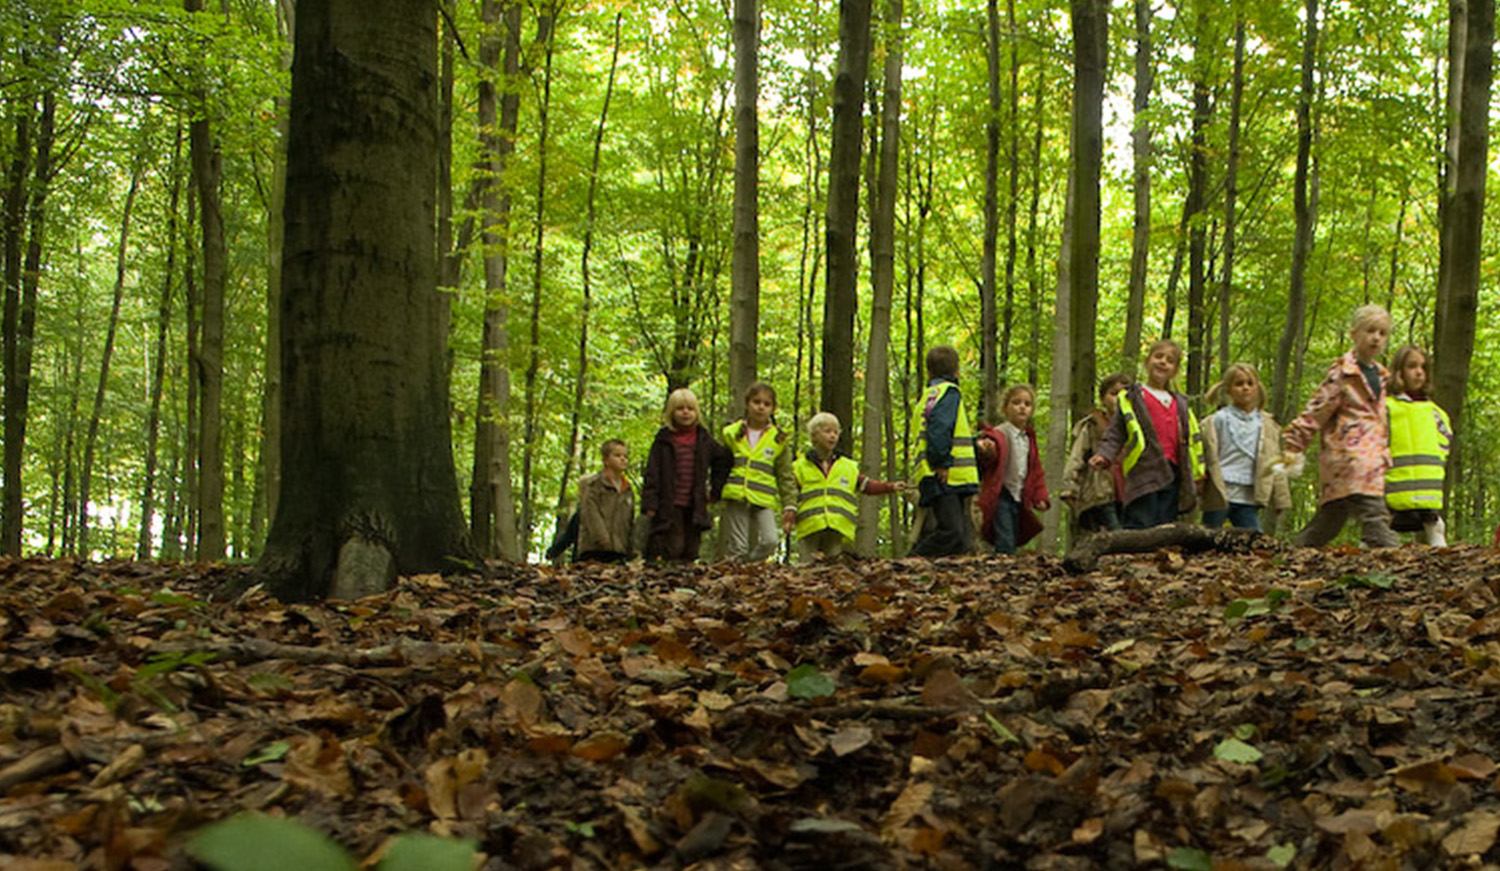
[
  {"x1": 913, "y1": 382, "x2": 979, "y2": 488},
  {"x1": 1386, "y1": 395, "x2": 1450, "y2": 511},
  {"x1": 793, "y1": 455, "x2": 860, "y2": 541},
  {"x1": 722, "y1": 422, "x2": 786, "y2": 508},
  {"x1": 1116, "y1": 391, "x2": 1204, "y2": 481}
]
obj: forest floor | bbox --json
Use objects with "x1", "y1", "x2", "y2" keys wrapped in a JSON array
[{"x1": 3, "y1": 544, "x2": 1500, "y2": 871}]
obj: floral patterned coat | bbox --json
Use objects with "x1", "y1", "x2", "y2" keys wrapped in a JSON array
[{"x1": 1281, "y1": 352, "x2": 1391, "y2": 505}]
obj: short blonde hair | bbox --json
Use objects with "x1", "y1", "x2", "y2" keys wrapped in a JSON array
[
  {"x1": 1206, "y1": 363, "x2": 1266, "y2": 409},
  {"x1": 1350, "y1": 304, "x2": 1391, "y2": 333},
  {"x1": 806, "y1": 411, "x2": 841, "y2": 438},
  {"x1": 1001, "y1": 383, "x2": 1036, "y2": 408},
  {"x1": 662, "y1": 387, "x2": 700, "y2": 426}
]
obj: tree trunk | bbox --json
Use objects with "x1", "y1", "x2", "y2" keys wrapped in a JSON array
[
  {"x1": 728, "y1": 0, "x2": 761, "y2": 420},
  {"x1": 1272, "y1": 0, "x2": 1319, "y2": 422},
  {"x1": 1001, "y1": 0, "x2": 1020, "y2": 388},
  {"x1": 979, "y1": 0, "x2": 1001, "y2": 423},
  {"x1": 139, "y1": 125, "x2": 184, "y2": 560},
  {"x1": 1184, "y1": 3, "x2": 1212, "y2": 402},
  {"x1": 187, "y1": 0, "x2": 227, "y2": 561},
  {"x1": 1043, "y1": 162, "x2": 1075, "y2": 553},
  {"x1": 78, "y1": 156, "x2": 143, "y2": 556},
  {"x1": 1067, "y1": 0, "x2": 1108, "y2": 429},
  {"x1": 182, "y1": 183, "x2": 200, "y2": 559},
  {"x1": 858, "y1": 0, "x2": 903, "y2": 557},
  {"x1": 1433, "y1": 0, "x2": 1493, "y2": 527},
  {"x1": 260, "y1": 0, "x2": 295, "y2": 540},
  {"x1": 470, "y1": 0, "x2": 522, "y2": 562},
  {"x1": 793, "y1": 32, "x2": 824, "y2": 431},
  {"x1": 1219, "y1": 17, "x2": 1244, "y2": 377},
  {"x1": 257, "y1": 0, "x2": 474, "y2": 600},
  {"x1": 1122, "y1": 0, "x2": 1152, "y2": 371},
  {"x1": 1433, "y1": 0, "x2": 1466, "y2": 355},
  {"x1": 821, "y1": 0, "x2": 872, "y2": 454}
]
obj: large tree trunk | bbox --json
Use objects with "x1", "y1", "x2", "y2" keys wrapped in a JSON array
[
  {"x1": 260, "y1": 0, "x2": 295, "y2": 542},
  {"x1": 857, "y1": 0, "x2": 903, "y2": 557},
  {"x1": 1184, "y1": 3, "x2": 1212, "y2": 402},
  {"x1": 187, "y1": 0, "x2": 227, "y2": 561},
  {"x1": 1272, "y1": 0, "x2": 1319, "y2": 422},
  {"x1": 1067, "y1": 0, "x2": 1108, "y2": 428},
  {"x1": 139, "y1": 126, "x2": 184, "y2": 560},
  {"x1": 979, "y1": 0, "x2": 1001, "y2": 423},
  {"x1": 728, "y1": 0, "x2": 761, "y2": 420},
  {"x1": 1433, "y1": 0, "x2": 1493, "y2": 530},
  {"x1": 470, "y1": 0, "x2": 522, "y2": 562},
  {"x1": 1433, "y1": 0, "x2": 1466, "y2": 354},
  {"x1": 821, "y1": 0, "x2": 872, "y2": 454},
  {"x1": 1122, "y1": 0, "x2": 1152, "y2": 371},
  {"x1": 257, "y1": 0, "x2": 474, "y2": 600}
]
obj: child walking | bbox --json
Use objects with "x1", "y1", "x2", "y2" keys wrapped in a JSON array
[
  {"x1": 1200, "y1": 364, "x2": 1289, "y2": 532},
  {"x1": 1385, "y1": 344, "x2": 1451, "y2": 546},
  {"x1": 1059, "y1": 373, "x2": 1131, "y2": 533},
  {"x1": 1091, "y1": 339, "x2": 1205, "y2": 528},
  {"x1": 641, "y1": 388, "x2": 731, "y2": 561},
  {"x1": 976, "y1": 384, "x2": 1050, "y2": 553},
  {"x1": 575, "y1": 439, "x2": 636, "y2": 561},
  {"x1": 790, "y1": 412, "x2": 906, "y2": 561},
  {"x1": 719, "y1": 382, "x2": 798, "y2": 562},
  {"x1": 911, "y1": 345, "x2": 981, "y2": 556},
  {"x1": 1280, "y1": 304, "x2": 1398, "y2": 547}
]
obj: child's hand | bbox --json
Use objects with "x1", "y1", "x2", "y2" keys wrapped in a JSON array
[
  {"x1": 893, "y1": 481, "x2": 908, "y2": 493},
  {"x1": 782, "y1": 508, "x2": 796, "y2": 532},
  {"x1": 1088, "y1": 454, "x2": 1109, "y2": 471},
  {"x1": 1274, "y1": 453, "x2": 1306, "y2": 478},
  {"x1": 934, "y1": 468, "x2": 949, "y2": 483},
  {"x1": 1036, "y1": 498, "x2": 1051, "y2": 512}
]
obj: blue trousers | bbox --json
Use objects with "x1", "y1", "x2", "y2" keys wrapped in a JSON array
[
  {"x1": 1203, "y1": 502, "x2": 1262, "y2": 532},
  {"x1": 992, "y1": 491, "x2": 1022, "y2": 554}
]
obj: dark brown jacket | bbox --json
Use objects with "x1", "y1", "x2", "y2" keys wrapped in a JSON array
[{"x1": 640, "y1": 425, "x2": 732, "y2": 531}]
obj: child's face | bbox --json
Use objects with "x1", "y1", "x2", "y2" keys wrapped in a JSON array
[
  {"x1": 672, "y1": 403, "x2": 698, "y2": 429},
  {"x1": 1145, "y1": 348, "x2": 1180, "y2": 388},
  {"x1": 812, "y1": 425, "x2": 840, "y2": 454},
  {"x1": 1351, "y1": 320, "x2": 1390, "y2": 363},
  {"x1": 746, "y1": 392, "x2": 774, "y2": 427},
  {"x1": 1003, "y1": 391, "x2": 1034, "y2": 428},
  {"x1": 604, "y1": 446, "x2": 628, "y2": 474},
  {"x1": 1102, "y1": 384, "x2": 1125, "y2": 413},
  {"x1": 1401, "y1": 352, "x2": 1428, "y2": 392},
  {"x1": 1229, "y1": 375, "x2": 1259, "y2": 411}
]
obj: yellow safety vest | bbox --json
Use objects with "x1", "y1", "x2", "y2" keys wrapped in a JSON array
[
  {"x1": 721, "y1": 422, "x2": 787, "y2": 509},
  {"x1": 793, "y1": 454, "x2": 861, "y2": 541},
  {"x1": 1116, "y1": 391, "x2": 1205, "y2": 481},
  {"x1": 1386, "y1": 395, "x2": 1450, "y2": 511},
  {"x1": 913, "y1": 381, "x2": 979, "y2": 488}
]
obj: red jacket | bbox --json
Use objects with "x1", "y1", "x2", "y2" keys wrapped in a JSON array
[{"x1": 976, "y1": 422, "x2": 1049, "y2": 548}]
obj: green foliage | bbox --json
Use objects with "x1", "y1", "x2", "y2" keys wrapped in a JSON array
[
  {"x1": 785, "y1": 663, "x2": 836, "y2": 699},
  {"x1": 188, "y1": 814, "x2": 477, "y2": 871},
  {"x1": 1166, "y1": 847, "x2": 1213, "y2": 871},
  {"x1": 1223, "y1": 588, "x2": 1291, "y2": 621},
  {"x1": 1213, "y1": 736, "x2": 1265, "y2": 765}
]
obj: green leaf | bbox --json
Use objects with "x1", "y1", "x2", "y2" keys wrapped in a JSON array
[
  {"x1": 379, "y1": 833, "x2": 479, "y2": 871},
  {"x1": 789, "y1": 818, "x2": 865, "y2": 834},
  {"x1": 984, "y1": 711, "x2": 1019, "y2": 744},
  {"x1": 189, "y1": 815, "x2": 356, "y2": 871},
  {"x1": 1266, "y1": 843, "x2": 1297, "y2": 867},
  {"x1": 247, "y1": 673, "x2": 295, "y2": 693},
  {"x1": 1166, "y1": 847, "x2": 1213, "y2": 871},
  {"x1": 1223, "y1": 599, "x2": 1250, "y2": 620},
  {"x1": 786, "y1": 664, "x2": 836, "y2": 699},
  {"x1": 1214, "y1": 737, "x2": 1264, "y2": 764},
  {"x1": 562, "y1": 820, "x2": 596, "y2": 838},
  {"x1": 241, "y1": 741, "x2": 291, "y2": 766},
  {"x1": 1234, "y1": 723, "x2": 1257, "y2": 741}
]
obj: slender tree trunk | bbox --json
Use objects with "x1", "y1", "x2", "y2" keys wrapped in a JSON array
[
  {"x1": 1123, "y1": 0, "x2": 1152, "y2": 371},
  {"x1": 139, "y1": 125, "x2": 184, "y2": 560},
  {"x1": 793, "y1": 34, "x2": 824, "y2": 430},
  {"x1": 1001, "y1": 0, "x2": 1020, "y2": 387},
  {"x1": 857, "y1": 0, "x2": 903, "y2": 556},
  {"x1": 1, "y1": 101, "x2": 32, "y2": 556},
  {"x1": 183, "y1": 184, "x2": 200, "y2": 559},
  {"x1": 728, "y1": 0, "x2": 761, "y2": 420},
  {"x1": 261, "y1": 0, "x2": 295, "y2": 540},
  {"x1": 78, "y1": 156, "x2": 143, "y2": 556},
  {"x1": 1026, "y1": 66, "x2": 1044, "y2": 390},
  {"x1": 1385, "y1": 195, "x2": 1406, "y2": 313},
  {"x1": 1219, "y1": 16, "x2": 1244, "y2": 377},
  {"x1": 1273, "y1": 0, "x2": 1319, "y2": 422},
  {"x1": 1433, "y1": 0, "x2": 1493, "y2": 528},
  {"x1": 1185, "y1": 3, "x2": 1212, "y2": 402},
  {"x1": 821, "y1": 0, "x2": 872, "y2": 453},
  {"x1": 1044, "y1": 165, "x2": 1075, "y2": 553},
  {"x1": 1434, "y1": 0, "x2": 1467, "y2": 353},
  {"x1": 1068, "y1": 0, "x2": 1109, "y2": 429},
  {"x1": 979, "y1": 0, "x2": 1001, "y2": 422}
]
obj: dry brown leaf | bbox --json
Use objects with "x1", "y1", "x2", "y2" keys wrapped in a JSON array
[
  {"x1": 828, "y1": 724, "x2": 874, "y2": 757},
  {"x1": 572, "y1": 731, "x2": 630, "y2": 762},
  {"x1": 920, "y1": 668, "x2": 977, "y2": 710},
  {"x1": 880, "y1": 780, "x2": 934, "y2": 837},
  {"x1": 1442, "y1": 811, "x2": 1500, "y2": 856}
]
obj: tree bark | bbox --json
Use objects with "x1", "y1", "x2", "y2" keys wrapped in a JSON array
[
  {"x1": 260, "y1": 0, "x2": 295, "y2": 540},
  {"x1": 1122, "y1": 0, "x2": 1151, "y2": 371},
  {"x1": 1064, "y1": 523, "x2": 1271, "y2": 573},
  {"x1": 1272, "y1": 0, "x2": 1319, "y2": 422},
  {"x1": 257, "y1": 0, "x2": 474, "y2": 600},
  {"x1": 979, "y1": 0, "x2": 1001, "y2": 423},
  {"x1": 1067, "y1": 0, "x2": 1108, "y2": 429},
  {"x1": 139, "y1": 126, "x2": 184, "y2": 560},
  {"x1": 821, "y1": 0, "x2": 872, "y2": 454},
  {"x1": 1184, "y1": 4, "x2": 1212, "y2": 402},
  {"x1": 728, "y1": 0, "x2": 761, "y2": 420},
  {"x1": 1, "y1": 100, "x2": 32, "y2": 556},
  {"x1": 1219, "y1": 17, "x2": 1244, "y2": 377}
]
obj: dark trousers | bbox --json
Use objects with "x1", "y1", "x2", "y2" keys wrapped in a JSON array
[
  {"x1": 992, "y1": 491, "x2": 1022, "y2": 554},
  {"x1": 1077, "y1": 503, "x2": 1122, "y2": 533},
  {"x1": 645, "y1": 506, "x2": 702, "y2": 561},
  {"x1": 1203, "y1": 502, "x2": 1262, "y2": 532},
  {"x1": 913, "y1": 491, "x2": 973, "y2": 557}
]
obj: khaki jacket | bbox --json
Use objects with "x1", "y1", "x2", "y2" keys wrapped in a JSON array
[
  {"x1": 1059, "y1": 411, "x2": 1120, "y2": 514},
  {"x1": 577, "y1": 472, "x2": 635, "y2": 556},
  {"x1": 1200, "y1": 409, "x2": 1291, "y2": 512}
]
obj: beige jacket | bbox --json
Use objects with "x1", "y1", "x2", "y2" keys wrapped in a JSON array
[
  {"x1": 577, "y1": 472, "x2": 635, "y2": 556},
  {"x1": 1059, "y1": 410, "x2": 1119, "y2": 514},
  {"x1": 1200, "y1": 409, "x2": 1291, "y2": 512}
]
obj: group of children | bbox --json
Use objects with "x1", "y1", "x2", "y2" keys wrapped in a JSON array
[{"x1": 549, "y1": 303, "x2": 1451, "y2": 564}]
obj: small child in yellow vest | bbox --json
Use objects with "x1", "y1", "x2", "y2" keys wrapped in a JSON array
[
  {"x1": 790, "y1": 413, "x2": 906, "y2": 561},
  {"x1": 1384, "y1": 344, "x2": 1451, "y2": 546},
  {"x1": 719, "y1": 382, "x2": 799, "y2": 562}
]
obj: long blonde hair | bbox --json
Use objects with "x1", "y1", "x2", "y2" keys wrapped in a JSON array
[{"x1": 1205, "y1": 363, "x2": 1267, "y2": 410}]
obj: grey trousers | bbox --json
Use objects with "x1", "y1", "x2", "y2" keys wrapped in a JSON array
[
  {"x1": 1294, "y1": 494, "x2": 1399, "y2": 548},
  {"x1": 797, "y1": 528, "x2": 849, "y2": 562},
  {"x1": 722, "y1": 500, "x2": 780, "y2": 561}
]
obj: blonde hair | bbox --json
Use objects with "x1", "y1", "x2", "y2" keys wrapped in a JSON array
[
  {"x1": 1386, "y1": 344, "x2": 1429, "y2": 396},
  {"x1": 1142, "y1": 339, "x2": 1184, "y2": 388},
  {"x1": 1206, "y1": 363, "x2": 1267, "y2": 409},
  {"x1": 806, "y1": 411, "x2": 841, "y2": 438},
  {"x1": 1350, "y1": 304, "x2": 1392, "y2": 333},
  {"x1": 1001, "y1": 383, "x2": 1036, "y2": 410},
  {"x1": 662, "y1": 388, "x2": 700, "y2": 426}
]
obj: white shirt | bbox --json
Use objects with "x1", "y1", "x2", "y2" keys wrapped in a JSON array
[{"x1": 999, "y1": 422, "x2": 1029, "y2": 501}]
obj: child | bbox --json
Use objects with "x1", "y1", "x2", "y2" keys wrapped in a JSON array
[
  {"x1": 1090, "y1": 339, "x2": 1205, "y2": 528},
  {"x1": 1384, "y1": 344, "x2": 1451, "y2": 546},
  {"x1": 1200, "y1": 364, "x2": 1289, "y2": 532},
  {"x1": 790, "y1": 412, "x2": 906, "y2": 561},
  {"x1": 719, "y1": 382, "x2": 798, "y2": 562},
  {"x1": 975, "y1": 384, "x2": 1051, "y2": 554},
  {"x1": 911, "y1": 345, "x2": 980, "y2": 556},
  {"x1": 574, "y1": 439, "x2": 635, "y2": 562},
  {"x1": 1280, "y1": 304, "x2": 1398, "y2": 547},
  {"x1": 1059, "y1": 373, "x2": 1131, "y2": 533},
  {"x1": 640, "y1": 388, "x2": 731, "y2": 561}
]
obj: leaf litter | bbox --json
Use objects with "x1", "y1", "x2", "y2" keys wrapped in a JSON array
[{"x1": 2, "y1": 545, "x2": 1500, "y2": 869}]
